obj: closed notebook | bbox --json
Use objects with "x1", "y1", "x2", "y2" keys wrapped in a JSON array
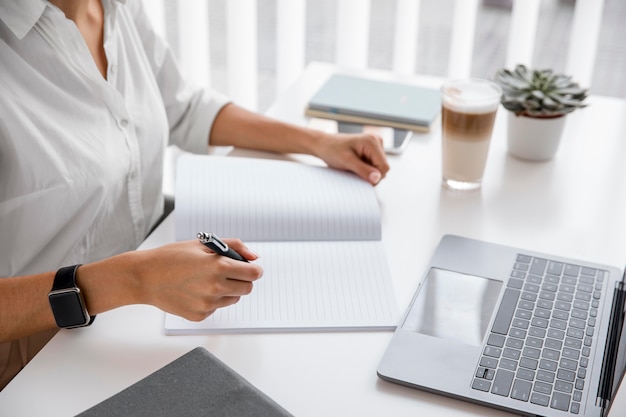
[
  {"x1": 305, "y1": 73, "x2": 441, "y2": 131},
  {"x1": 77, "y1": 347, "x2": 293, "y2": 417}
]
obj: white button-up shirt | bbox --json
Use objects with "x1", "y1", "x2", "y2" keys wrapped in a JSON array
[{"x1": 0, "y1": 0, "x2": 230, "y2": 276}]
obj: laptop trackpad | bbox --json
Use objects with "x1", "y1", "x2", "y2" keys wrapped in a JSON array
[
  {"x1": 378, "y1": 268, "x2": 503, "y2": 393},
  {"x1": 402, "y1": 268, "x2": 502, "y2": 346}
]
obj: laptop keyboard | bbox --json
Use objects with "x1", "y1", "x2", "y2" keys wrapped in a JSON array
[{"x1": 471, "y1": 254, "x2": 605, "y2": 414}]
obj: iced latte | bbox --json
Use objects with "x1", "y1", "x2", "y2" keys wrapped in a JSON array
[{"x1": 441, "y1": 79, "x2": 502, "y2": 191}]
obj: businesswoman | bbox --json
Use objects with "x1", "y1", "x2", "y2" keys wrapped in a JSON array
[{"x1": 0, "y1": 0, "x2": 389, "y2": 389}]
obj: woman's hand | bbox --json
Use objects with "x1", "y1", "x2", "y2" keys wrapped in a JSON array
[
  {"x1": 312, "y1": 131, "x2": 390, "y2": 185},
  {"x1": 79, "y1": 239, "x2": 263, "y2": 322},
  {"x1": 136, "y1": 239, "x2": 262, "y2": 321},
  {"x1": 209, "y1": 104, "x2": 390, "y2": 185}
]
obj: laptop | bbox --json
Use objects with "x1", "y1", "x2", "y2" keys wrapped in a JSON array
[
  {"x1": 378, "y1": 234, "x2": 626, "y2": 417},
  {"x1": 305, "y1": 73, "x2": 441, "y2": 132}
]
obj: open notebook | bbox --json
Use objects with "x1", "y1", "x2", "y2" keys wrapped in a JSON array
[{"x1": 166, "y1": 155, "x2": 398, "y2": 334}]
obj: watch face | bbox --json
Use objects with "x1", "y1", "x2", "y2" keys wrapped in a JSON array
[{"x1": 49, "y1": 289, "x2": 90, "y2": 328}]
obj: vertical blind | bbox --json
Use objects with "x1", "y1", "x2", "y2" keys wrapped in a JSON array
[{"x1": 142, "y1": 0, "x2": 605, "y2": 111}]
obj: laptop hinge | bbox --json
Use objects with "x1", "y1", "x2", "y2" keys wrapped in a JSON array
[{"x1": 596, "y1": 279, "x2": 625, "y2": 416}]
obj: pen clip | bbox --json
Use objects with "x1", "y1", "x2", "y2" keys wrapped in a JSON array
[
  {"x1": 197, "y1": 232, "x2": 229, "y2": 252},
  {"x1": 209, "y1": 234, "x2": 229, "y2": 252}
]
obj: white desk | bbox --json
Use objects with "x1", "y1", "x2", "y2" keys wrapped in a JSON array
[{"x1": 2, "y1": 62, "x2": 625, "y2": 416}]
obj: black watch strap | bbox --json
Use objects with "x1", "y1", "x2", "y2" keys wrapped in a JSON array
[
  {"x1": 52, "y1": 265, "x2": 82, "y2": 291},
  {"x1": 50, "y1": 264, "x2": 96, "y2": 327}
]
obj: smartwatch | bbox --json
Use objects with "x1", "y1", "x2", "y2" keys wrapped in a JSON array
[{"x1": 48, "y1": 265, "x2": 96, "y2": 329}]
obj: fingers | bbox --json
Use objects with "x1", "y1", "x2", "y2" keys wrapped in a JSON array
[
  {"x1": 199, "y1": 237, "x2": 259, "y2": 262},
  {"x1": 368, "y1": 171, "x2": 382, "y2": 185},
  {"x1": 136, "y1": 240, "x2": 264, "y2": 322},
  {"x1": 199, "y1": 238, "x2": 263, "y2": 284},
  {"x1": 195, "y1": 240, "x2": 261, "y2": 314},
  {"x1": 163, "y1": 264, "x2": 260, "y2": 321},
  {"x1": 184, "y1": 273, "x2": 255, "y2": 322},
  {"x1": 317, "y1": 131, "x2": 390, "y2": 186},
  {"x1": 360, "y1": 134, "x2": 390, "y2": 178},
  {"x1": 222, "y1": 238, "x2": 259, "y2": 261},
  {"x1": 184, "y1": 296, "x2": 239, "y2": 322},
  {"x1": 346, "y1": 155, "x2": 382, "y2": 185},
  {"x1": 177, "y1": 276, "x2": 253, "y2": 322},
  {"x1": 346, "y1": 135, "x2": 389, "y2": 185},
  {"x1": 210, "y1": 268, "x2": 257, "y2": 295}
]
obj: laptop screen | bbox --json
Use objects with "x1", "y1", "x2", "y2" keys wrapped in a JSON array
[
  {"x1": 605, "y1": 284, "x2": 626, "y2": 413},
  {"x1": 401, "y1": 268, "x2": 502, "y2": 346}
]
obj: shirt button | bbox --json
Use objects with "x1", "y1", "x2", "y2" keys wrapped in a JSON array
[
  {"x1": 120, "y1": 119, "x2": 129, "y2": 128},
  {"x1": 109, "y1": 63, "x2": 117, "y2": 74}
]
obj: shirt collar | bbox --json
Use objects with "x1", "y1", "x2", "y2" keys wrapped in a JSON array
[
  {"x1": 0, "y1": 0, "x2": 47, "y2": 40},
  {"x1": 0, "y1": 0, "x2": 127, "y2": 40}
]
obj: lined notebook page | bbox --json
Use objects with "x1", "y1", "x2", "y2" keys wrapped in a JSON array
[
  {"x1": 175, "y1": 155, "x2": 381, "y2": 242},
  {"x1": 164, "y1": 241, "x2": 398, "y2": 334},
  {"x1": 169, "y1": 154, "x2": 397, "y2": 333}
]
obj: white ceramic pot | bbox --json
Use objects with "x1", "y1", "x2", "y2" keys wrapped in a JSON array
[{"x1": 507, "y1": 112, "x2": 567, "y2": 161}]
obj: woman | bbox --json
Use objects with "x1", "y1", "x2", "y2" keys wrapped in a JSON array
[{"x1": 0, "y1": 0, "x2": 389, "y2": 388}]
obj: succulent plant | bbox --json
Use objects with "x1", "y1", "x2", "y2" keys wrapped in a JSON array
[{"x1": 494, "y1": 64, "x2": 588, "y2": 117}]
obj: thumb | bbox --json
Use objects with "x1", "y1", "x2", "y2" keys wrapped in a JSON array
[
  {"x1": 348, "y1": 156, "x2": 382, "y2": 185},
  {"x1": 368, "y1": 170, "x2": 382, "y2": 185}
]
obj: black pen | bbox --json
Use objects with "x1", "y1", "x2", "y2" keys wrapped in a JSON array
[{"x1": 197, "y1": 232, "x2": 248, "y2": 262}]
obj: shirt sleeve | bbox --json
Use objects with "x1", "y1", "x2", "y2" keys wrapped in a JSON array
[{"x1": 124, "y1": 0, "x2": 231, "y2": 154}]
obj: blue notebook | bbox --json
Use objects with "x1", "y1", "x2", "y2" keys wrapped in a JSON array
[{"x1": 305, "y1": 74, "x2": 441, "y2": 132}]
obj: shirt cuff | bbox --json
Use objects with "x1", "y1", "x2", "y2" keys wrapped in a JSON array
[{"x1": 172, "y1": 89, "x2": 232, "y2": 155}]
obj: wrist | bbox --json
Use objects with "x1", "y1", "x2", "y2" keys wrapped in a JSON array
[
  {"x1": 76, "y1": 251, "x2": 143, "y2": 315},
  {"x1": 299, "y1": 127, "x2": 327, "y2": 158}
]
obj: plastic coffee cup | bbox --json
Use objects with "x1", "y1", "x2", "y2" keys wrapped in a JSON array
[{"x1": 441, "y1": 79, "x2": 502, "y2": 191}]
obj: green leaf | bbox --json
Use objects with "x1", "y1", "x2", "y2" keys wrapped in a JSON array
[
  {"x1": 541, "y1": 97, "x2": 558, "y2": 109},
  {"x1": 531, "y1": 90, "x2": 545, "y2": 100},
  {"x1": 555, "y1": 87, "x2": 587, "y2": 96},
  {"x1": 553, "y1": 96, "x2": 588, "y2": 107},
  {"x1": 513, "y1": 65, "x2": 532, "y2": 83},
  {"x1": 523, "y1": 99, "x2": 541, "y2": 109}
]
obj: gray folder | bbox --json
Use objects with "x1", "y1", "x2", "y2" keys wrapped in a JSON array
[{"x1": 77, "y1": 347, "x2": 293, "y2": 417}]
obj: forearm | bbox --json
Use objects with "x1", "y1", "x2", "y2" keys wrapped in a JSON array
[
  {"x1": 0, "y1": 240, "x2": 263, "y2": 343},
  {"x1": 0, "y1": 273, "x2": 57, "y2": 342},
  {"x1": 208, "y1": 103, "x2": 390, "y2": 185},
  {"x1": 0, "y1": 253, "x2": 138, "y2": 343},
  {"x1": 209, "y1": 104, "x2": 324, "y2": 156}
]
